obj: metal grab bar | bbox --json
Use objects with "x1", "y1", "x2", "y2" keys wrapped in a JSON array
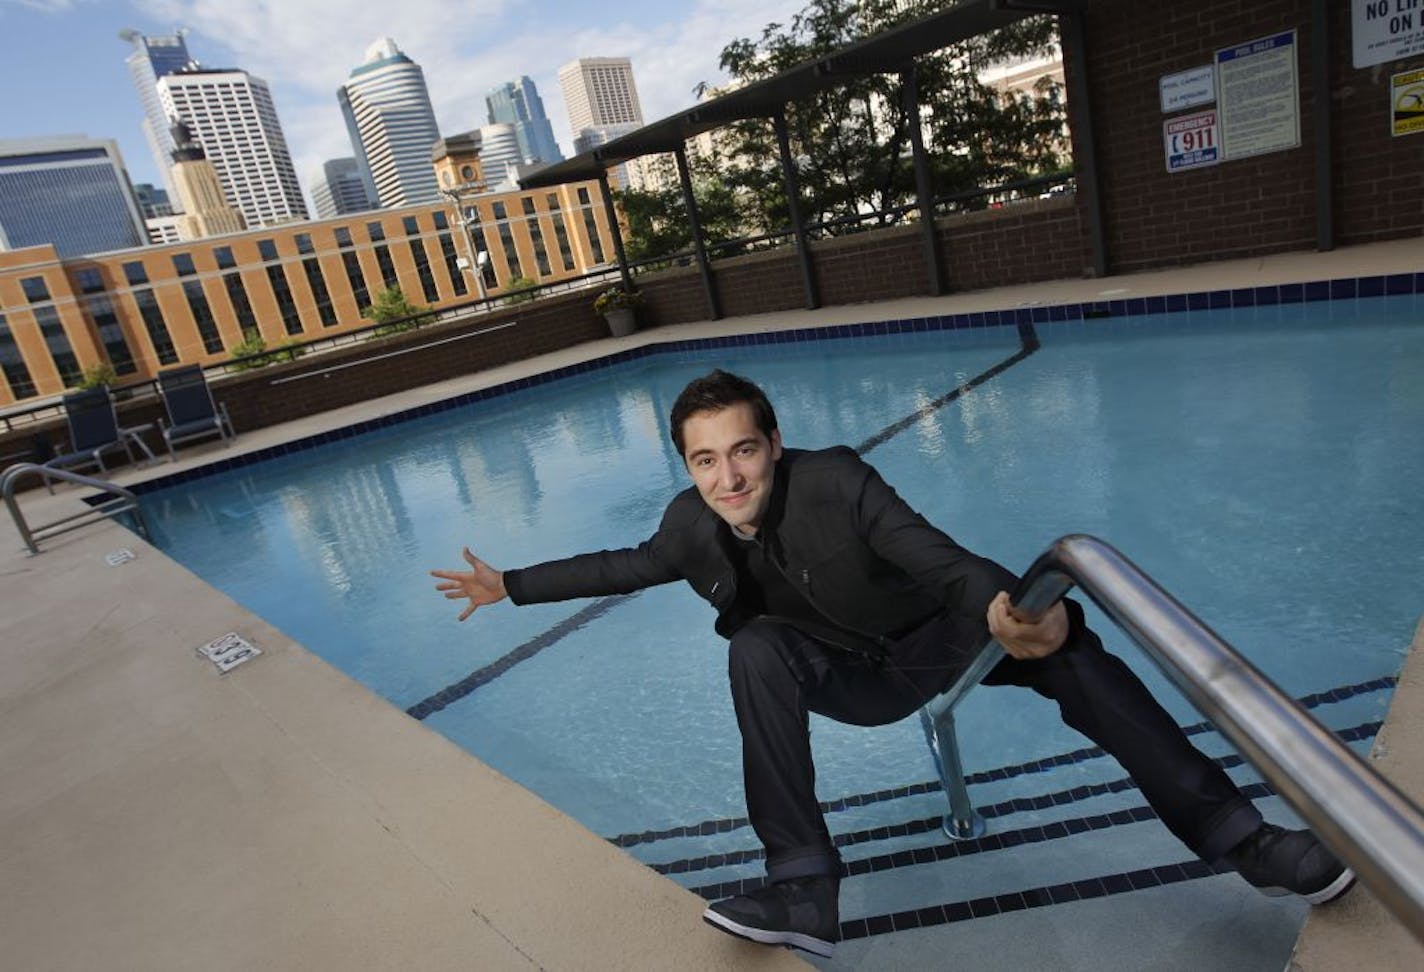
[
  {"x1": 920, "y1": 533, "x2": 1424, "y2": 941},
  {"x1": 2, "y1": 462, "x2": 149, "y2": 554}
]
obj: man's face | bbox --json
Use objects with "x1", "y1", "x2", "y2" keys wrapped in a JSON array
[{"x1": 680, "y1": 402, "x2": 782, "y2": 536}]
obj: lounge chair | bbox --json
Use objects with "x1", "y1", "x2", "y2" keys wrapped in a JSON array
[
  {"x1": 156, "y1": 365, "x2": 236, "y2": 459},
  {"x1": 44, "y1": 386, "x2": 133, "y2": 476}
]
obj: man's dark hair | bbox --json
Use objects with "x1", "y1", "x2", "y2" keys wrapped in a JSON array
[{"x1": 669, "y1": 369, "x2": 778, "y2": 455}]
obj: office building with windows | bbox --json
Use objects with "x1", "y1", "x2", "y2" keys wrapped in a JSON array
[
  {"x1": 120, "y1": 28, "x2": 194, "y2": 204},
  {"x1": 157, "y1": 66, "x2": 309, "y2": 228},
  {"x1": 0, "y1": 177, "x2": 617, "y2": 405},
  {"x1": 558, "y1": 57, "x2": 644, "y2": 133},
  {"x1": 486, "y1": 77, "x2": 564, "y2": 165},
  {"x1": 0, "y1": 136, "x2": 147, "y2": 260},
  {"x1": 312, "y1": 158, "x2": 377, "y2": 218},
  {"x1": 339, "y1": 38, "x2": 442, "y2": 209}
]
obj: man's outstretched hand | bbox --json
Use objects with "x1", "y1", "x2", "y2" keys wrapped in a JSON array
[
  {"x1": 987, "y1": 591, "x2": 1068, "y2": 660},
  {"x1": 431, "y1": 547, "x2": 508, "y2": 621}
]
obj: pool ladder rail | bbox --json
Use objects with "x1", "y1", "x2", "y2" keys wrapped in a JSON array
[
  {"x1": 923, "y1": 533, "x2": 1424, "y2": 942},
  {"x1": 2, "y1": 462, "x2": 150, "y2": 555}
]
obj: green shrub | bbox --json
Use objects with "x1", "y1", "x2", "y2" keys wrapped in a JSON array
[
  {"x1": 362, "y1": 286, "x2": 433, "y2": 338},
  {"x1": 230, "y1": 330, "x2": 307, "y2": 370},
  {"x1": 74, "y1": 362, "x2": 117, "y2": 390},
  {"x1": 502, "y1": 276, "x2": 539, "y2": 305}
]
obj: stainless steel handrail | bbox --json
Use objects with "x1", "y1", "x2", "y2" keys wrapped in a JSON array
[
  {"x1": 2, "y1": 462, "x2": 149, "y2": 554},
  {"x1": 921, "y1": 533, "x2": 1424, "y2": 941}
]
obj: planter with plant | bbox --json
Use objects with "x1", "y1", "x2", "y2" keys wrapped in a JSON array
[{"x1": 592, "y1": 285, "x2": 643, "y2": 337}]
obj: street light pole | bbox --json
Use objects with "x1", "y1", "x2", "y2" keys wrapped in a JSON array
[{"x1": 440, "y1": 187, "x2": 488, "y2": 302}]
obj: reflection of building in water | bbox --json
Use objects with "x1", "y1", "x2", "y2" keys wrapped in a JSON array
[
  {"x1": 435, "y1": 419, "x2": 544, "y2": 525},
  {"x1": 280, "y1": 458, "x2": 416, "y2": 593}
]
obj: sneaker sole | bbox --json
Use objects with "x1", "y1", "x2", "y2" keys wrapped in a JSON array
[
  {"x1": 1250, "y1": 867, "x2": 1357, "y2": 905},
  {"x1": 702, "y1": 907, "x2": 836, "y2": 958},
  {"x1": 1304, "y1": 868, "x2": 1356, "y2": 906}
]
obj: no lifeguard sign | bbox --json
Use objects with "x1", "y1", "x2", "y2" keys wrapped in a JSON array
[{"x1": 1164, "y1": 109, "x2": 1220, "y2": 173}]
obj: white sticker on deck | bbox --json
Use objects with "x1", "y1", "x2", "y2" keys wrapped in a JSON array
[{"x1": 197, "y1": 632, "x2": 262, "y2": 673}]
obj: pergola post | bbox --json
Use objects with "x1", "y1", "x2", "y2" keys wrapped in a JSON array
[
  {"x1": 1061, "y1": 10, "x2": 1108, "y2": 277},
  {"x1": 674, "y1": 145, "x2": 721, "y2": 319},
  {"x1": 773, "y1": 109, "x2": 820, "y2": 310},
  {"x1": 901, "y1": 64, "x2": 945, "y2": 296},
  {"x1": 596, "y1": 171, "x2": 635, "y2": 293},
  {"x1": 1311, "y1": 0, "x2": 1333, "y2": 251}
]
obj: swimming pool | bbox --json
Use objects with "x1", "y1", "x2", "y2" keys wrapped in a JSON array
[{"x1": 137, "y1": 290, "x2": 1421, "y2": 961}]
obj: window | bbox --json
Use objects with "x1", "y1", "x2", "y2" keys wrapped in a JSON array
[
  {"x1": 522, "y1": 197, "x2": 552, "y2": 277},
  {"x1": 75, "y1": 267, "x2": 106, "y2": 295},
  {"x1": 83, "y1": 292, "x2": 137, "y2": 376},
  {"x1": 301, "y1": 256, "x2": 338, "y2": 327},
  {"x1": 492, "y1": 202, "x2": 522, "y2": 280},
  {"x1": 123, "y1": 261, "x2": 149, "y2": 286},
  {"x1": 257, "y1": 239, "x2": 279, "y2": 261},
  {"x1": 264, "y1": 264, "x2": 303, "y2": 336},
  {"x1": 130, "y1": 289, "x2": 178, "y2": 364},
  {"x1": 405, "y1": 218, "x2": 440, "y2": 303},
  {"x1": 172, "y1": 253, "x2": 197, "y2": 276},
  {"x1": 0, "y1": 313, "x2": 37, "y2": 399},
  {"x1": 434, "y1": 229, "x2": 468, "y2": 298},
  {"x1": 432, "y1": 212, "x2": 449, "y2": 231},
  {"x1": 548, "y1": 194, "x2": 576, "y2": 272},
  {"x1": 295, "y1": 233, "x2": 314, "y2": 255},
  {"x1": 214, "y1": 246, "x2": 236, "y2": 269},
  {"x1": 223, "y1": 271, "x2": 259, "y2": 335},
  {"x1": 332, "y1": 227, "x2": 370, "y2": 311},
  {"x1": 367, "y1": 222, "x2": 397, "y2": 288},
  {"x1": 21, "y1": 277, "x2": 81, "y2": 385},
  {"x1": 182, "y1": 280, "x2": 225, "y2": 353},
  {"x1": 21, "y1": 277, "x2": 50, "y2": 302},
  {"x1": 577, "y1": 188, "x2": 606, "y2": 264}
]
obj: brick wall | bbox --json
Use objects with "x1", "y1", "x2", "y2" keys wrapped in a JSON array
[{"x1": 1075, "y1": 0, "x2": 1423, "y2": 272}]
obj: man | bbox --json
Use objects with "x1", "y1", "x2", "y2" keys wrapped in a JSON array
[{"x1": 432, "y1": 369, "x2": 1353, "y2": 957}]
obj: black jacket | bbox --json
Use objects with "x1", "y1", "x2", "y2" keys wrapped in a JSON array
[{"x1": 503, "y1": 446, "x2": 1021, "y2": 651}]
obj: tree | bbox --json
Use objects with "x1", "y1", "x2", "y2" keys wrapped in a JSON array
[
  {"x1": 361, "y1": 286, "x2": 431, "y2": 336},
  {"x1": 619, "y1": 0, "x2": 1069, "y2": 261},
  {"x1": 618, "y1": 154, "x2": 750, "y2": 265}
]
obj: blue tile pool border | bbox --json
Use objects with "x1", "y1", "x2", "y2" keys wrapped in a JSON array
[{"x1": 127, "y1": 273, "x2": 1422, "y2": 495}]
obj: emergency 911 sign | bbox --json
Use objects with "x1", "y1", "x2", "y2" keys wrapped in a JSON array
[{"x1": 1164, "y1": 109, "x2": 1220, "y2": 172}]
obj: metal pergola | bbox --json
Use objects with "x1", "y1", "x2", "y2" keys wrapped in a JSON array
[{"x1": 519, "y1": 0, "x2": 1100, "y2": 317}]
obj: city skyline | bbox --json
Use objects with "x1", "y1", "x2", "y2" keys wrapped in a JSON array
[{"x1": 0, "y1": 0, "x2": 807, "y2": 213}]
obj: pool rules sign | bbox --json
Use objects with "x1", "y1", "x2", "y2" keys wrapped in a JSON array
[{"x1": 1164, "y1": 110, "x2": 1220, "y2": 172}]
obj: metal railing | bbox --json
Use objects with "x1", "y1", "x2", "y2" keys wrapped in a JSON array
[
  {"x1": 2, "y1": 463, "x2": 149, "y2": 555},
  {"x1": 922, "y1": 533, "x2": 1424, "y2": 940}
]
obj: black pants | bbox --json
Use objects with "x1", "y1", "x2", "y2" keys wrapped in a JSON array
[{"x1": 727, "y1": 611, "x2": 1263, "y2": 883}]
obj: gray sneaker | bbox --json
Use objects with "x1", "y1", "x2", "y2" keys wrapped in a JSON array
[
  {"x1": 1224, "y1": 824, "x2": 1356, "y2": 904},
  {"x1": 702, "y1": 876, "x2": 839, "y2": 957}
]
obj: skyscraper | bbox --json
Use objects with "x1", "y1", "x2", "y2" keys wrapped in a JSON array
[
  {"x1": 120, "y1": 28, "x2": 193, "y2": 204},
  {"x1": 168, "y1": 120, "x2": 246, "y2": 239},
  {"x1": 485, "y1": 77, "x2": 563, "y2": 165},
  {"x1": 0, "y1": 135, "x2": 147, "y2": 258},
  {"x1": 311, "y1": 158, "x2": 377, "y2": 218},
  {"x1": 477, "y1": 124, "x2": 524, "y2": 188},
  {"x1": 157, "y1": 66, "x2": 308, "y2": 227},
  {"x1": 339, "y1": 38, "x2": 442, "y2": 208},
  {"x1": 557, "y1": 57, "x2": 644, "y2": 133}
]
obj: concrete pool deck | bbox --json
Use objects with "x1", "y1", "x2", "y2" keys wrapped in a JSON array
[{"x1": 2, "y1": 238, "x2": 1421, "y2": 969}]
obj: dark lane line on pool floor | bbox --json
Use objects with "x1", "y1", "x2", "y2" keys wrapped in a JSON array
[
  {"x1": 406, "y1": 331, "x2": 1043, "y2": 719},
  {"x1": 648, "y1": 720, "x2": 1382, "y2": 878},
  {"x1": 606, "y1": 674, "x2": 1396, "y2": 848}
]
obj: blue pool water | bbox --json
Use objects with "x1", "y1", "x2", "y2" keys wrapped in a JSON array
[{"x1": 139, "y1": 294, "x2": 1421, "y2": 946}]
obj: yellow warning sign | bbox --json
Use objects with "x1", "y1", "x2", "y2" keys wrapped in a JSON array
[{"x1": 1393, "y1": 68, "x2": 1424, "y2": 137}]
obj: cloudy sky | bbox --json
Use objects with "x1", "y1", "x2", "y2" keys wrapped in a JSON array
[{"x1": 0, "y1": 0, "x2": 807, "y2": 201}]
